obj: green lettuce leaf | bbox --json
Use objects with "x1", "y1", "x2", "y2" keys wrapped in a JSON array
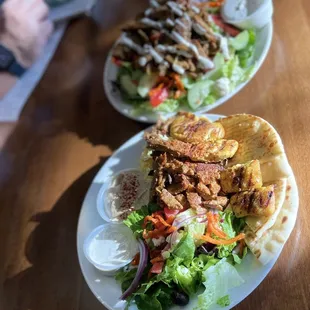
[
  {"x1": 154, "y1": 99, "x2": 180, "y2": 113},
  {"x1": 187, "y1": 223, "x2": 206, "y2": 245},
  {"x1": 217, "y1": 295, "x2": 230, "y2": 307},
  {"x1": 217, "y1": 211, "x2": 237, "y2": 259},
  {"x1": 115, "y1": 268, "x2": 137, "y2": 292},
  {"x1": 123, "y1": 203, "x2": 160, "y2": 237},
  {"x1": 195, "y1": 259, "x2": 244, "y2": 310},
  {"x1": 173, "y1": 232, "x2": 195, "y2": 262}
]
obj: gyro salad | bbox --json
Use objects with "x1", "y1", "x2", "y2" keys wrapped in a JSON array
[
  {"x1": 111, "y1": 0, "x2": 256, "y2": 115},
  {"x1": 92, "y1": 111, "x2": 282, "y2": 310}
]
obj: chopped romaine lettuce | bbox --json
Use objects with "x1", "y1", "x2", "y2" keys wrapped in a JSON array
[
  {"x1": 195, "y1": 259, "x2": 244, "y2": 310},
  {"x1": 123, "y1": 203, "x2": 160, "y2": 237},
  {"x1": 217, "y1": 295, "x2": 231, "y2": 307},
  {"x1": 173, "y1": 232, "x2": 195, "y2": 262},
  {"x1": 187, "y1": 223, "x2": 206, "y2": 244}
]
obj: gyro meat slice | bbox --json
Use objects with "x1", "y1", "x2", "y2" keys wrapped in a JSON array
[
  {"x1": 196, "y1": 164, "x2": 224, "y2": 184},
  {"x1": 209, "y1": 181, "x2": 221, "y2": 197},
  {"x1": 159, "y1": 189, "x2": 184, "y2": 210},
  {"x1": 167, "y1": 174, "x2": 190, "y2": 195},
  {"x1": 230, "y1": 185, "x2": 275, "y2": 218},
  {"x1": 220, "y1": 160, "x2": 263, "y2": 194},
  {"x1": 186, "y1": 192, "x2": 202, "y2": 209},
  {"x1": 169, "y1": 112, "x2": 225, "y2": 143},
  {"x1": 175, "y1": 193, "x2": 188, "y2": 209},
  {"x1": 144, "y1": 131, "x2": 239, "y2": 163},
  {"x1": 196, "y1": 182, "x2": 212, "y2": 200}
]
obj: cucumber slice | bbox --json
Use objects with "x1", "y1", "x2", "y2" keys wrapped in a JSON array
[
  {"x1": 137, "y1": 74, "x2": 157, "y2": 98},
  {"x1": 120, "y1": 75, "x2": 138, "y2": 97},
  {"x1": 202, "y1": 53, "x2": 225, "y2": 81},
  {"x1": 229, "y1": 31, "x2": 249, "y2": 51},
  {"x1": 188, "y1": 80, "x2": 214, "y2": 110}
]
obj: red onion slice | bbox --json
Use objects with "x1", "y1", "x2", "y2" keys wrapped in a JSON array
[{"x1": 120, "y1": 239, "x2": 148, "y2": 300}]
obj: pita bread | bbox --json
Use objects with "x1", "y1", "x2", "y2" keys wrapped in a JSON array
[
  {"x1": 246, "y1": 178, "x2": 287, "y2": 238},
  {"x1": 245, "y1": 174, "x2": 298, "y2": 265},
  {"x1": 217, "y1": 114, "x2": 297, "y2": 265},
  {"x1": 217, "y1": 114, "x2": 291, "y2": 179}
]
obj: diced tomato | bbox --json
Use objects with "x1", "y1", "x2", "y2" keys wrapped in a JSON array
[
  {"x1": 112, "y1": 57, "x2": 123, "y2": 66},
  {"x1": 164, "y1": 207, "x2": 180, "y2": 219},
  {"x1": 212, "y1": 15, "x2": 241, "y2": 37},
  {"x1": 150, "y1": 262, "x2": 164, "y2": 274},
  {"x1": 149, "y1": 84, "x2": 169, "y2": 107},
  {"x1": 150, "y1": 32, "x2": 162, "y2": 42}
]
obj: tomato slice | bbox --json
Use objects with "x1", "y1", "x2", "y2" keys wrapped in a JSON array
[
  {"x1": 149, "y1": 85, "x2": 169, "y2": 107},
  {"x1": 112, "y1": 57, "x2": 123, "y2": 66},
  {"x1": 212, "y1": 15, "x2": 241, "y2": 37},
  {"x1": 150, "y1": 262, "x2": 164, "y2": 274},
  {"x1": 164, "y1": 207, "x2": 180, "y2": 219}
]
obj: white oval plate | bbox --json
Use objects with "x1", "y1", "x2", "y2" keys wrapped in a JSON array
[
  {"x1": 103, "y1": 22, "x2": 273, "y2": 123},
  {"x1": 77, "y1": 113, "x2": 297, "y2": 310}
]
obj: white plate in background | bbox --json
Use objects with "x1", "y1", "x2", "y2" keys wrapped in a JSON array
[{"x1": 103, "y1": 22, "x2": 273, "y2": 123}]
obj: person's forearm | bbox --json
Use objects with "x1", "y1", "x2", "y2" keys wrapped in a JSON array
[{"x1": 0, "y1": 72, "x2": 17, "y2": 99}]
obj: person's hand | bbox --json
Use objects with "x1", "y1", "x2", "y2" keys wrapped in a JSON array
[{"x1": 0, "y1": 0, "x2": 53, "y2": 68}]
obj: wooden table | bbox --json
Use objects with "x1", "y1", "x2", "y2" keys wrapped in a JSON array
[{"x1": 1, "y1": 1, "x2": 309, "y2": 309}]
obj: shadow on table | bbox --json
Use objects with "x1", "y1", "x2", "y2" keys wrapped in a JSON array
[{"x1": 3, "y1": 159, "x2": 108, "y2": 310}]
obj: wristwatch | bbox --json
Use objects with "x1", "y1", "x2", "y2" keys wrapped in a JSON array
[
  {"x1": 0, "y1": 6, "x2": 26, "y2": 77},
  {"x1": 0, "y1": 44, "x2": 27, "y2": 77}
]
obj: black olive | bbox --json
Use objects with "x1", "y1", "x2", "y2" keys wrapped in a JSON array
[{"x1": 172, "y1": 291, "x2": 189, "y2": 306}]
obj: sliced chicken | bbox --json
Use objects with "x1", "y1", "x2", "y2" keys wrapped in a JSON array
[
  {"x1": 169, "y1": 112, "x2": 225, "y2": 143},
  {"x1": 144, "y1": 131, "x2": 239, "y2": 163},
  {"x1": 220, "y1": 160, "x2": 263, "y2": 193},
  {"x1": 230, "y1": 185, "x2": 275, "y2": 218}
]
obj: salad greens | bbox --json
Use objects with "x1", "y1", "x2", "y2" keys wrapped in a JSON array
[
  {"x1": 123, "y1": 203, "x2": 161, "y2": 238},
  {"x1": 195, "y1": 259, "x2": 245, "y2": 310},
  {"x1": 118, "y1": 204, "x2": 247, "y2": 310}
]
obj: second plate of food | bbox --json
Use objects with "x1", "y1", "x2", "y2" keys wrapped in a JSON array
[
  {"x1": 103, "y1": 1, "x2": 273, "y2": 123},
  {"x1": 77, "y1": 112, "x2": 298, "y2": 310}
]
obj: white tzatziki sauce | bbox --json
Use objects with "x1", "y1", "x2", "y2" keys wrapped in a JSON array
[
  {"x1": 223, "y1": 0, "x2": 264, "y2": 21},
  {"x1": 85, "y1": 224, "x2": 138, "y2": 271}
]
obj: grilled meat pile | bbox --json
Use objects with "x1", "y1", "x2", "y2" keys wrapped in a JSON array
[
  {"x1": 113, "y1": 0, "x2": 223, "y2": 78},
  {"x1": 144, "y1": 112, "x2": 276, "y2": 217}
]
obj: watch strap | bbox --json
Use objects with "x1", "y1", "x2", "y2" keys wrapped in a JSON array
[{"x1": 8, "y1": 60, "x2": 27, "y2": 77}]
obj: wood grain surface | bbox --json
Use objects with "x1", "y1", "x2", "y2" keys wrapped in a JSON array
[{"x1": 1, "y1": 0, "x2": 310, "y2": 309}]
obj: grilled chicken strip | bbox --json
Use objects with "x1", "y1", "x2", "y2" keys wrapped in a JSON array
[
  {"x1": 169, "y1": 112, "x2": 225, "y2": 143},
  {"x1": 144, "y1": 131, "x2": 239, "y2": 163},
  {"x1": 220, "y1": 160, "x2": 263, "y2": 193},
  {"x1": 230, "y1": 185, "x2": 275, "y2": 218}
]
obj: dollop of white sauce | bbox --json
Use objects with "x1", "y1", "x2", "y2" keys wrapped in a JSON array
[
  {"x1": 167, "y1": 1, "x2": 184, "y2": 16},
  {"x1": 213, "y1": 77, "x2": 231, "y2": 97},
  {"x1": 220, "y1": 36, "x2": 230, "y2": 60},
  {"x1": 172, "y1": 63, "x2": 185, "y2": 75},
  {"x1": 88, "y1": 225, "x2": 138, "y2": 269}
]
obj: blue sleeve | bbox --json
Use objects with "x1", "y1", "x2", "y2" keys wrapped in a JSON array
[{"x1": 0, "y1": 0, "x2": 4, "y2": 5}]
